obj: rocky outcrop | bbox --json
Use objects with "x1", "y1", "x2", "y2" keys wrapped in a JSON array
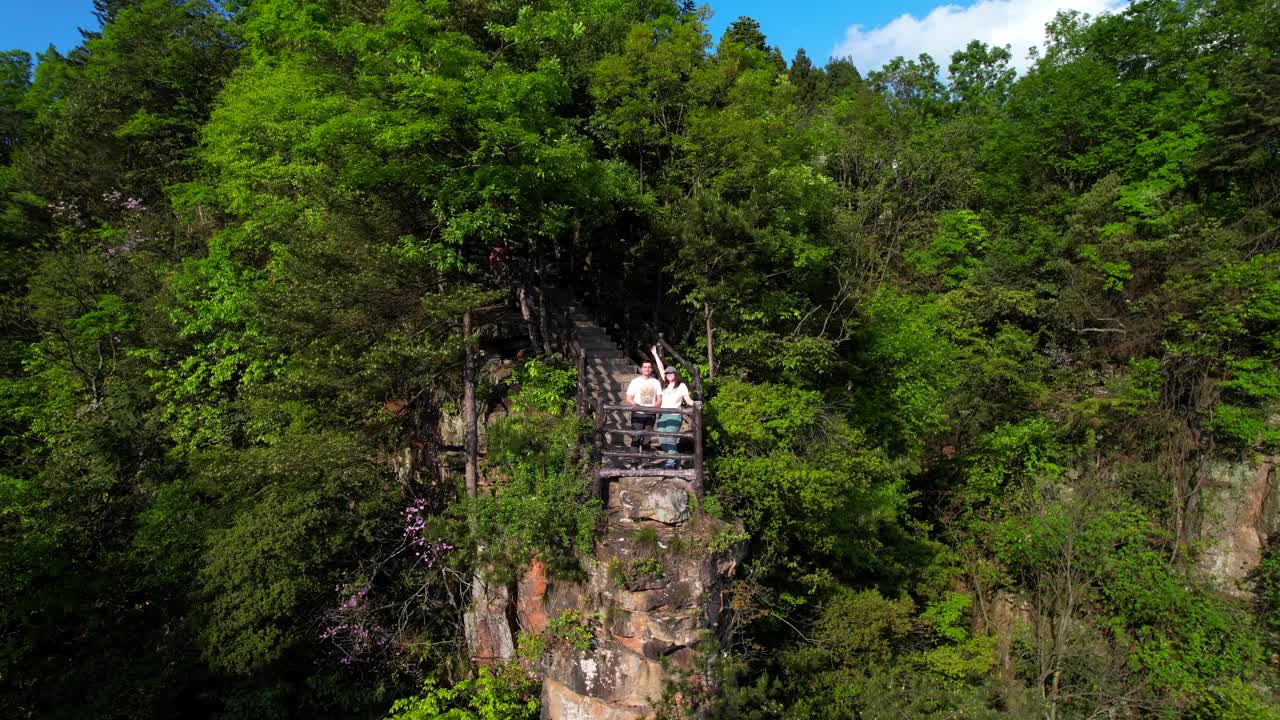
[
  {"x1": 460, "y1": 302, "x2": 737, "y2": 717},
  {"x1": 460, "y1": 474, "x2": 741, "y2": 718},
  {"x1": 533, "y1": 475, "x2": 741, "y2": 719},
  {"x1": 1197, "y1": 456, "x2": 1279, "y2": 595},
  {"x1": 464, "y1": 570, "x2": 516, "y2": 664},
  {"x1": 612, "y1": 477, "x2": 690, "y2": 526},
  {"x1": 542, "y1": 678, "x2": 650, "y2": 720},
  {"x1": 518, "y1": 558, "x2": 552, "y2": 635},
  {"x1": 438, "y1": 357, "x2": 516, "y2": 449}
]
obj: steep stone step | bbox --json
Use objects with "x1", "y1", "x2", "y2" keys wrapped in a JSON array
[
  {"x1": 577, "y1": 339, "x2": 620, "y2": 352},
  {"x1": 588, "y1": 364, "x2": 632, "y2": 374},
  {"x1": 584, "y1": 375, "x2": 631, "y2": 387},
  {"x1": 583, "y1": 394, "x2": 626, "y2": 404},
  {"x1": 585, "y1": 376, "x2": 630, "y2": 386},
  {"x1": 575, "y1": 327, "x2": 615, "y2": 340},
  {"x1": 583, "y1": 351, "x2": 623, "y2": 359},
  {"x1": 584, "y1": 358, "x2": 633, "y2": 369},
  {"x1": 582, "y1": 367, "x2": 627, "y2": 377},
  {"x1": 581, "y1": 373, "x2": 626, "y2": 383},
  {"x1": 580, "y1": 372, "x2": 627, "y2": 385},
  {"x1": 582, "y1": 366, "x2": 626, "y2": 376}
]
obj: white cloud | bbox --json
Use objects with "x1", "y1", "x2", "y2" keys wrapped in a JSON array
[{"x1": 830, "y1": 0, "x2": 1128, "y2": 74}]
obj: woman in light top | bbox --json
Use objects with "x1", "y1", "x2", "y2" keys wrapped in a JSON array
[{"x1": 650, "y1": 346, "x2": 692, "y2": 468}]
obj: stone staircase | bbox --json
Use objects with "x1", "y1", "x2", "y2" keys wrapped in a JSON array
[
  {"x1": 569, "y1": 316, "x2": 639, "y2": 445},
  {"x1": 527, "y1": 299, "x2": 735, "y2": 720},
  {"x1": 553, "y1": 299, "x2": 702, "y2": 486}
]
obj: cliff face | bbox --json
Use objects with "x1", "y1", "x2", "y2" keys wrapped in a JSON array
[
  {"x1": 457, "y1": 302, "x2": 736, "y2": 716},
  {"x1": 465, "y1": 473, "x2": 741, "y2": 719},
  {"x1": 537, "y1": 474, "x2": 740, "y2": 720},
  {"x1": 1197, "y1": 455, "x2": 1279, "y2": 595}
]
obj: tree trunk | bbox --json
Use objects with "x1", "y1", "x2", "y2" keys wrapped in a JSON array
[
  {"x1": 463, "y1": 310, "x2": 478, "y2": 499},
  {"x1": 535, "y1": 277, "x2": 552, "y2": 355},
  {"x1": 1048, "y1": 670, "x2": 1060, "y2": 720},
  {"x1": 516, "y1": 284, "x2": 540, "y2": 352},
  {"x1": 704, "y1": 301, "x2": 716, "y2": 380}
]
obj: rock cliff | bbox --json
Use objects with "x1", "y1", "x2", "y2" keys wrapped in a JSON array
[
  {"x1": 536, "y1": 474, "x2": 740, "y2": 719},
  {"x1": 1196, "y1": 455, "x2": 1279, "y2": 595},
  {"x1": 464, "y1": 473, "x2": 741, "y2": 719}
]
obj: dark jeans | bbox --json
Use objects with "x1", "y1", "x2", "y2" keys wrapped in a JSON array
[{"x1": 630, "y1": 412, "x2": 655, "y2": 452}]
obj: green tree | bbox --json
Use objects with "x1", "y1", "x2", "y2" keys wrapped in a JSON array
[
  {"x1": 947, "y1": 40, "x2": 1015, "y2": 109},
  {"x1": 0, "y1": 51, "x2": 31, "y2": 162},
  {"x1": 867, "y1": 53, "x2": 945, "y2": 120},
  {"x1": 722, "y1": 16, "x2": 767, "y2": 52},
  {"x1": 788, "y1": 48, "x2": 827, "y2": 111},
  {"x1": 823, "y1": 57, "x2": 861, "y2": 95}
]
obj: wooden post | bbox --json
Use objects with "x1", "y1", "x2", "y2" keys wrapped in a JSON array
[
  {"x1": 693, "y1": 400, "x2": 704, "y2": 499},
  {"x1": 463, "y1": 310, "x2": 478, "y2": 499},
  {"x1": 576, "y1": 348, "x2": 587, "y2": 419},
  {"x1": 592, "y1": 402, "x2": 606, "y2": 500}
]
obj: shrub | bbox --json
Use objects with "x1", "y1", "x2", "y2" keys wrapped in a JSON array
[
  {"x1": 384, "y1": 665, "x2": 538, "y2": 720},
  {"x1": 469, "y1": 414, "x2": 600, "y2": 580},
  {"x1": 506, "y1": 356, "x2": 577, "y2": 415}
]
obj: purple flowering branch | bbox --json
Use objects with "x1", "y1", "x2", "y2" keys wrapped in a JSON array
[
  {"x1": 317, "y1": 496, "x2": 464, "y2": 670},
  {"x1": 103, "y1": 190, "x2": 146, "y2": 213},
  {"x1": 402, "y1": 498, "x2": 455, "y2": 567},
  {"x1": 320, "y1": 582, "x2": 392, "y2": 668}
]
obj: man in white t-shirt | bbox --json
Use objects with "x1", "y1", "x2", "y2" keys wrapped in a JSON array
[{"x1": 625, "y1": 361, "x2": 663, "y2": 453}]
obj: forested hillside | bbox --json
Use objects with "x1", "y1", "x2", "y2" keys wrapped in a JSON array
[{"x1": 2, "y1": 0, "x2": 1279, "y2": 717}]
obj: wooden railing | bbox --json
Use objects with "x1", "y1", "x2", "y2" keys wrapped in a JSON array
[
  {"x1": 575, "y1": 347, "x2": 587, "y2": 419},
  {"x1": 591, "y1": 403, "x2": 704, "y2": 498},
  {"x1": 545, "y1": 291, "x2": 705, "y2": 499}
]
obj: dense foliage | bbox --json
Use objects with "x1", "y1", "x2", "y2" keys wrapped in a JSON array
[{"x1": 2, "y1": 0, "x2": 1278, "y2": 717}]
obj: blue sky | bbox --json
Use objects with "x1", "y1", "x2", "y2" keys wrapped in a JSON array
[
  {"x1": 702, "y1": 0, "x2": 947, "y2": 65},
  {"x1": 1, "y1": 0, "x2": 1128, "y2": 75},
  {"x1": 2, "y1": 0, "x2": 97, "y2": 61}
]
